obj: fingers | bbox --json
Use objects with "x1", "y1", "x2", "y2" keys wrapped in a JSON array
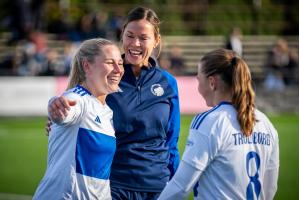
[
  {"x1": 48, "y1": 96, "x2": 76, "y2": 122},
  {"x1": 48, "y1": 99, "x2": 67, "y2": 120},
  {"x1": 45, "y1": 117, "x2": 52, "y2": 136}
]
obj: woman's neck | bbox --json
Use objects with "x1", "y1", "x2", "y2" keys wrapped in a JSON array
[
  {"x1": 132, "y1": 65, "x2": 142, "y2": 77},
  {"x1": 124, "y1": 57, "x2": 149, "y2": 77},
  {"x1": 97, "y1": 95, "x2": 107, "y2": 105},
  {"x1": 81, "y1": 82, "x2": 107, "y2": 105},
  {"x1": 213, "y1": 92, "x2": 232, "y2": 106}
]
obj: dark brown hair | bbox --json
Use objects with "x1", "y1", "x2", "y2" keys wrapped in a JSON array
[
  {"x1": 200, "y1": 48, "x2": 256, "y2": 136},
  {"x1": 122, "y1": 6, "x2": 161, "y2": 57}
]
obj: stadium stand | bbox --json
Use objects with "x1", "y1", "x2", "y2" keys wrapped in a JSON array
[
  {"x1": 1, "y1": 32, "x2": 299, "y2": 81},
  {"x1": 0, "y1": 32, "x2": 298, "y2": 113},
  {"x1": 162, "y1": 35, "x2": 299, "y2": 80}
]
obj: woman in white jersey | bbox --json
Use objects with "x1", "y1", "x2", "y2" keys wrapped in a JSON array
[
  {"x1": 33, "y1": 38, "x2": 124, "y2": 200},
  {"x1": 158, "y1": 48, "x2": 279, "y2": 200}
]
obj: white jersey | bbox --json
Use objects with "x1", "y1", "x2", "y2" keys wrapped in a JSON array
[
  {"x1": 183, "y1": 102, "x2": 279, "y2": 200},
  {"x1": 33, "y1": 85, "x2": 116, "y2": 200}
]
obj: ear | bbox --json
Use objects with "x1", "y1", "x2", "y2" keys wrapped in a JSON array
[
  {"x1": 155, "y1": 34, "x2": 161, "y2": 48},
  {"x1": 208, "y1": 76, "x2": 217, "y2": 91},
  {"x1": 82, "y1": 59, "x2": 90, "y2": 74}
]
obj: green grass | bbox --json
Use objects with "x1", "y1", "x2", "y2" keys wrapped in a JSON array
[
  {"x1": 0, "y1": 117, "x2": 48, "y2": 195},
  {"x1": 268, "y1": 114, "x2": 299, "y2": 200},
  {"x1": 0, "y1": 114, "x2": 298, "y2": 199}
]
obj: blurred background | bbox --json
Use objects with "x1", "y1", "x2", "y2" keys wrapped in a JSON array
[{"x1": 0, "y1": 0, "x2": 298, "y2": 199}]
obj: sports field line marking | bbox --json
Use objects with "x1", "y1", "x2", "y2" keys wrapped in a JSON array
[{"x1": 0, "y1": 193, "x2": 32, "y2": 200}]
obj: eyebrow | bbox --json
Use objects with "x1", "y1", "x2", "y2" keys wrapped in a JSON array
[
  {"x1": 126, "y1": 31, "x2": 150, "y2": 37},
  {"x1": 104, "y1": 58, "x2": 123, "y2": 62}
]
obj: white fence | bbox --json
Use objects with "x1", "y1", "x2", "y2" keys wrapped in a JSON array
[
  {"x1": 0, "y1": 76, "x2": 208, "y2": 116},
  {"x1": 0, "y1": 77, "x2": 57, "y2": 116}
]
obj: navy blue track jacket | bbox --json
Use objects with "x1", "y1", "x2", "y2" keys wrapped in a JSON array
[{"x1": 106, "y1": 57, "x2": 180, "y2": 192}]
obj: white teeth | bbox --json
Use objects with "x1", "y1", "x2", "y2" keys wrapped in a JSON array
[
  {"x1": 129, "y1": 50, "x2": 142, "y2": 55},
  {"x1": 108, "y1": 77, "x2": 119, "y2": 81}
]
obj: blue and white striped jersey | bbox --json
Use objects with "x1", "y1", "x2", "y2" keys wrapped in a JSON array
[
  {"x1": 183, "y1": 102, "x2": 279, "y2": 200},
  {"x1": 33, "y1": 85, "x2": 116, "y2": 200}
]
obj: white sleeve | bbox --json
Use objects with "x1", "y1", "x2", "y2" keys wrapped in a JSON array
[
  {"x1": 182, "y1": 129, "x2": 212, "y2": 171},
  {"x1": 158, "y1": 161, "x2": 203, "y2": 200},
  {"x1": 263, "y1": 168, "x2": 279, "y2": 200},
  {"x1": 57, "y1": 93, "x2": 83, "y2": 125},
  {"x1": 264, "y1": 130, "x2": 279, "y2": 199}
]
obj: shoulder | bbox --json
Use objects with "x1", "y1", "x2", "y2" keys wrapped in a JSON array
[
  {"x1": 150, "y1": 56, "x2": 176, "y2": 80},
  {"x1": 149, "y1": 58, "x2": 179, "y2": 93},
  {"x1": 160, "y1": 69, "x2": 176, "y2": 81},
  {"x1": 190, "y1": 102, "x2": 235, "y2": 131},
  {"x1": 62, "y1": 88, "x2": 80, "y2": 100},
  {"x1": 255, "y1": 109, "x2": 278, "y2": 134},
  {"x1": 255, "y1": 109, "x2": 269, "y2": 121},
  {"x1": 155, "y1": 68, "x2": 178, "y2": 90},
  {"x1": 255, "y1": 109, "x2": 274, "y2": 127},
  {"x1": 63, "y1": 86, "x2": 91, "y2": 103}
]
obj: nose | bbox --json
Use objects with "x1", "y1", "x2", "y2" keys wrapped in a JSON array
[
  {"x1": 113, "y1": 63, "x2": 124, "y2": 74},
  {"x1": 132, "y1": 37, "x2": 141, "y2": 46}
]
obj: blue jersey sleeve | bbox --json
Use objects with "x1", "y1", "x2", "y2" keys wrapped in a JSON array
[{"x1": 163, "y1": 72, "x2": 181, "y2": 179}]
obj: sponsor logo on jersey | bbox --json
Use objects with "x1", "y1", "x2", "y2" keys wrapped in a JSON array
[
  {"x1": 151, "y1": 84, "x2": 164, "y2": 96},
  {"x1": 95, "y1": 116, "x2": 101, "y2": 123}
]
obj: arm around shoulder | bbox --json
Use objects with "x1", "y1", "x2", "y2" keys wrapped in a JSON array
[{"x1": 48, "y1": 94, "x2": 78, "y2": 124}]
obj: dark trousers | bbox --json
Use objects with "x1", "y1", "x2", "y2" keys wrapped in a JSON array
[{"x1": 111, "y1": 186, "x2": 161, "y2": 200}]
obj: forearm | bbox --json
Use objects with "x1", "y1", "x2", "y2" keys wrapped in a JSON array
[
  {"x1": 167, "y1": 96, "x2": 181, "y2": 177},
  {"x1": 264, "y1": 168, "x2": 279, "y2": 199},
  {"x1": 159, "y1": 161, "x2": 202, "y2": 200}
]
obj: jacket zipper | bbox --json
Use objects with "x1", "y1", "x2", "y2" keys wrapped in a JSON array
[{"x1": 137, "y1": 85, "x2": 141, "y2": 104}]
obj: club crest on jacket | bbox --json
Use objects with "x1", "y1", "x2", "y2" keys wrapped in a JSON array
[{"x1": 151, "y1": 84, "x2": 164, "y2": 96}]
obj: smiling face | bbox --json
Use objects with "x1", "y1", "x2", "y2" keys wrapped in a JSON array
[
  {"x1": 84, "y1": 45, "x2": 124, "y2": 97},
  {"x1": 122, "y1": 19, "x2": 159, "y2": 68}
]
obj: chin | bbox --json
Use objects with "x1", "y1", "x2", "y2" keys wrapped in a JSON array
[
  {"x1": 127, "y1": 57, "x2": 143, "y2": 65},
  {"x1": 107, "y1": 86, "x2": 119, "y2": 93},
  {"x1": 129, "y1": 60, "x2": 142, "y2": 66}
]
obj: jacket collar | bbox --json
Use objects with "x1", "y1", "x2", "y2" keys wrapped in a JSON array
[
  {"x1": 121, "y1": 55, "x2": 159, "y2": 85},
  {"x1": 122, "y1": 54, "x2": 159, "y2": 69}
]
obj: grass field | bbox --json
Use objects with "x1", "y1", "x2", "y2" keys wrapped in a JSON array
[{"x1": 0, "y1": 114, "x2": 298, "y2": 199}]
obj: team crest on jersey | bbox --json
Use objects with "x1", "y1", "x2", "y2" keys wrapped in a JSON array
[{"x1": 151, "y1": 84, "x2": 164, "y2": 96}]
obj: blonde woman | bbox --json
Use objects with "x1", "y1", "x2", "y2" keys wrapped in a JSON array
[{"x1": 33, "y1": 38, "x2": 124, "y2": 200}]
